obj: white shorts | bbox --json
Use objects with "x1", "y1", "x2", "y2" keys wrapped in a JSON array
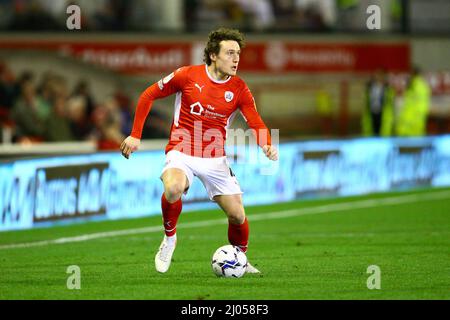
[{"x1": 161, "y1": 150, "x2": 242, "y2": 201}]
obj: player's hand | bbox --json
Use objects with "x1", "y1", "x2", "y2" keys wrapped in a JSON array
[
  {"x1": 120, "y1": 136, "x2": 141, "y2": 159},
  {"x1": 262, "y1": 145, "x2": 278, "y2": 161}
]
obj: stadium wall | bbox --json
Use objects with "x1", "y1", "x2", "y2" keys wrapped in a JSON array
[{"x1": 1, "y1": 135, "x2": 450, "y2": 232}]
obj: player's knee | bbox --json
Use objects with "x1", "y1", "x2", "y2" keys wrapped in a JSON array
[
  {"x1": 164, "y1": 184, "x2": 184, "y2": 202},
  {"x1": 227, "y1": 211, "x2": 245, "y2": 225}
]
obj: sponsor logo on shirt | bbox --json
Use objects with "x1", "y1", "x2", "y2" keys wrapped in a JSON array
[
  {"x1": 195, "y1": 83, "x2": 205, "y2": 92},
  {"x1": 190, "y1": 102, "x2": 204, "y2": 115}
]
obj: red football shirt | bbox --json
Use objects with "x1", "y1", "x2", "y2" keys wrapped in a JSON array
[{"x1": 131, "y1": 64, "x2": 271, "y2": 158}]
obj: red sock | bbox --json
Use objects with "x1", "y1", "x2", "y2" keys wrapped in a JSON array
[
  {"x1": 228, "y1": 217, "x2": 249, "y2": 253},
  {"x1": 161, "y1": 193, "x2": 182, "y2": 237}
]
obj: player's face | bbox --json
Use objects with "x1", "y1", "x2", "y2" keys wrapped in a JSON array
[{"x1": 213, "y1": 40, "x2": 241, "y2": 77}]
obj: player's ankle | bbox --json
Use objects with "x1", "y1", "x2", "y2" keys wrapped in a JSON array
[{"x1": 165, "y1": 234, "x2": 177, "y2": 244}]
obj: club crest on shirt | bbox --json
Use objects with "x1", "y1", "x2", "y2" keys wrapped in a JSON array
[{"x1": 224, "y1": 91, "x2": 234, "y2": 102}]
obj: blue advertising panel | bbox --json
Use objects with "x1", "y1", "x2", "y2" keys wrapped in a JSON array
[{"x1": 1, "y1": 135, "x2": 450, "y2": 231}]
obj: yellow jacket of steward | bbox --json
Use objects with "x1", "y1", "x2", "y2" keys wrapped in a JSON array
[{"x1": 396, "y1": 75, "x2": 431, "y2": 136}]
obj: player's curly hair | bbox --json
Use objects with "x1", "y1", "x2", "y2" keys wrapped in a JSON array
[{"x1": 203, "y1": 28, "x2": 246, "y2": 66}]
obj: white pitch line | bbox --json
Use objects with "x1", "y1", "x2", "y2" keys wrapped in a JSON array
[{"x1": 1, "y1": 190, "x2": 449, "y2": 250}]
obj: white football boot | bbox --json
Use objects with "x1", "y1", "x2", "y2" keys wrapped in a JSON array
[
  {"x1": 245, "y1": 262, "x2": 261, "y2": 274},
  {"x1": 155, "y1": 235, "x2": 177, "y2": 273}
]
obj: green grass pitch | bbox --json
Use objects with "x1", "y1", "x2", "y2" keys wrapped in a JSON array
[{"x1": 1, "y1": 187, "x2": 449, "y2": 300}]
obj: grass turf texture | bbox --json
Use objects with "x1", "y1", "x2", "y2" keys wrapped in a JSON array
[{"x1": 0, "y1": 187, "x2": 449, "y2": 300}]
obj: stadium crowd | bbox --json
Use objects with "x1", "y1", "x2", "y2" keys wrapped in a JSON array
[
  {"x1": 0, "y1": 0, "x2": 360, "y2": 33},
  {"x1": 0, "y1": 61, "x2": 169, "y2": 148}
]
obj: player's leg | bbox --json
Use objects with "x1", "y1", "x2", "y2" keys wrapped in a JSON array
[
  {"x1": 161, "y1": 168, "x2": 189, "y2": 235},
  {"x1": 194, "y1": 156, "x2": 260, "y2": 273},
  {"x1": 214, "y1": 194, "x2": 260, "y2": 274},
  {"x1": 214, "y1": 194, "x2": 248, "y2": 250},
  {"x1": 155, "y1": 166, "x2": 191, "y2": 273}
]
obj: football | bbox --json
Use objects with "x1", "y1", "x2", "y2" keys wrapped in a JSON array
[{"x1": 211, "y1": 245, "x2": 248, "y2": 278}]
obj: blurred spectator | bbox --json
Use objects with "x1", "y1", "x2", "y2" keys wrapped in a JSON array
[
  {"x1": 113, "y1": 87, "x2": 133, "y2": 136},
  {"x1": 103, "y1": 95, "x2": 123, "y2": 131},
  {"x1": 66, "y1": 95, "x2": 91, "y2": 140},
  {"x1": 270, "y1": 0, "x2": 297, "y2": 30},
  {"x1": 0, "y1": 61, "x2": 174, "y2": 145},
  {"x1": 335, "y1": 0, "x2": 360, "y2": 31},
  {"x1": 0, "y1": 61, "x2": 15, "y2": 143},
  {"x1": 184, "y1": 0, "x2": 201, "y2": 32},
  {"x1": 12, "y1": 70, "x2": 35, "y2": 103},
  {"x1": 37, "y1": 72, "x2": 70, "y2": 122},
  {"x1": 72, "y1": 79, "x2": 96, "y2": 119},
  {"x1": 0, "y1": 0, "x2": 14, "y2": 29},
  {"x1": 232, "y1": 0, "x2": 275, "y2": 31},
  {"x1": 0, "y1": 61, "x2": 15, "y2": 109},
  {"x1": 35, "y1": 74, "x2": 54, "y2": 122},
  {"x1": 294, "y1": 0, "x2": 334, "y2": 31},
  {"x1": 192, "y1": 0, "x2": 230, "y2": 31},
  {"x1": 315, "y1": 88, "x2": 333, "y2": 136},
  {"x1": 45, "y1": 94, "x2": 75, "y2": 142},
  {"x1": 127, "y1": 0, "x2": 160, "y2": 31},
  {"x1": 7, "y1": 0, "x2": 62, "y2": 30},
  {"x1": 92, "y1": 0, "x2": 130, "y2": 30},
  {"x1": 113, "y1": 86, "x2": 170, "y2": 140},
  {"x1": 362, "y1": 69, "x2": 395, "y2": 137},
  {"x1": 10, "y1": 79, "x2": 45, "y2": 142},
  {"x1": 50, "y1": 74, "x2": 70, "y2": 100},
  {"x1": 89, "y1": 96, "x2": 125, "y2": 149},
  {"x1": 396, "y1": 67, "x2": 431, "y2": 136},
  {"x1": 140, "y1": 105, "x2": 170, "y2": 139},
  {"x1": 0, "y1": 0, "x2": 414, "y2": 33},
  {"x1": 389, "y1": 0, "x2": 403, "y2": 31}
]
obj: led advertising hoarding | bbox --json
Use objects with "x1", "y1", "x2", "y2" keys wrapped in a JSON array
[{"x1": 1, "y1": 136, "x2": 449, "y2": 231}]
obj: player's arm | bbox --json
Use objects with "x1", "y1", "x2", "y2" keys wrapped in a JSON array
[
  {"x1": 239, "y1": 87, "x2": 278, "y2": 161},
  {"x1": 120, "y1": 67, "x2": 187, "y2": 159}
]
